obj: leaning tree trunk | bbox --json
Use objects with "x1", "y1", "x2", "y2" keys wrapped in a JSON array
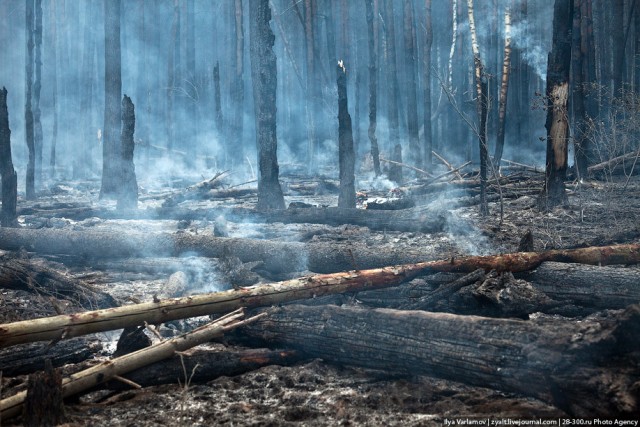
[
  {"x1": 337, "y1": 61, "x2": 356, "y2": 208},
  {"x1": 117, "y1": 95, "x2": 138, "y2": 210},
  {"x1": 467, "y1": 0, "x2": 489, "y2": 215},
  {"x1": 250, "y1": 0, "x2": 285, "y2": 211},
  {"x1": 33, "y1": 0, "x2": 43, "y2": 190},
  {"x1": 493, "y1": 5, "x2": 512, "y2": 167},
  {"x1": 100, "y1": 0, "x2": 122, "y2": 199},
  {"x1": 25, "y1": 0, "x2": 35, "y2": 200},
  {"x1": 541, "y1": 0, "x2": 573, "y2": 209},
  {"x1": 365, "y1": 0, "x2": 381, "y2": 176},
  {"x1": 0, "y1": 87, "x2": 17, "y2": 227}
]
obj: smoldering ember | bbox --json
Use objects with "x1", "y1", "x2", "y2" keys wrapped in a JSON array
[{"x1": 0, "y1": 0, "x2": 639, "y2": 425}]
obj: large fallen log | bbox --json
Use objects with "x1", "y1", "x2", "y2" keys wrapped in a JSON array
[
  {"x1": 0, "y1": 309, "x2": 262, "y2": 421},
  {"x1": 0, "y1": 227, "x2": 443, "y2": 274},
  {"x1": 109, "y1": 347, "x2": 302, "y2": 389},
  {"x1": 1, "y1": 243, "x2": 638, "y2": 348},
  {"x1": 0, "y1": 256, "x2": 117, "y2": 309},
  {"x1": 0, "y1": 337, "x2": 102, "y2": 377},
  {"x1": 242, "y1": 304, "x2": 640, "y2": 417}
]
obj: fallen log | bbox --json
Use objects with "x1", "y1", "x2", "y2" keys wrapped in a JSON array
[
  {"x1": 109, "y1": 347, "x2": 302, "y2": 389},
  {"x1": 242, "y1": 304, "x2": 640, "y2": 417},
  {"x1": 0, "y1": 227, "x2": 445, "y2": 274},
  {"x1": 0, "y1": 309, "x2": 262, "y2": 421},
  {"x1": 588, "y1": 150, "x2": 640, "y2": 175},
  {"x1": 0, "y1": 337, "x2": 102, "y2": 377},
  {"x1": 1, "y1": 243, "x2": 639, "y2": 348},
  {"x1": 0, "y1": 256, "x2": 118, "y2": 309}
]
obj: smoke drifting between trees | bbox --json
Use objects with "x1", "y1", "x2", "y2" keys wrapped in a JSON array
[{"x1": 0, "y1": 0, "x2": 637, "y2": 193}]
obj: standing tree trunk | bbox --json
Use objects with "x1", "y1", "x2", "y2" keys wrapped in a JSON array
[
  {"x1": 166, "y1": 0, "x2": 180, "y2": 152},
  {"x1": 100, "y1": 0, "x2": 122, "y2": 199},
  {"x1": 25, "y1": 0, "x2": 35, "y2": 200},
  {"x1": 403, "y1": 0, "x2": 421, "y2": 169},
  {"x1": 79, "y1": 0, "x2": 94, "y2": 180},
  {"x1": 33, "y1": 0, "x2": 43, "y2": 190},
  {"x1": 611, "y1": 0, "x2": 624, "y2": 95},
  {"x1": 250, "y1": 0, "x2": 285, "y2": 211},
  {"x1": 423, "y1": 0, "x2": 433, "y2": 167},
  {"x1": 365, "y1": 0, "x2": 381, "y2": 176},
  {"x1": 117, "y1": 95, "x2": 138, "y2": 211},
  {"x1": 541, "y1": 0, "x2": 573, "y2": 209},
  {"x1": 493, "y1": 5, "x2": 512, "y2": 167},
  {"x1": 231, "y1": 0, "x2": 244, "y2": 167},
  {"x1": 213, "y1": 62, "x2": 223, "y2": 135},
  {"x1": 48, "y1": 0, "x2": 58, "y2": 177},
  {"x1": 383, "y1": 0, "x2": 401, "y2": 167},
  {"x1": 467, "y1": 0, "x2": 489, "y2": 216},
  {"x1": 185, "y1": 0, "x2": 197, "y2": 158},
  {"x1": 337, "y1": 61, "x2": 356, "y2": 208},
  {"x1": 0, "y1": 87, "x2": 17, "y2": 227},
  {"x1": 304, "y1": 0, "x2": 317, "y2": 170}
]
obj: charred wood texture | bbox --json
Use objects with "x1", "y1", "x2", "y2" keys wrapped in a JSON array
[
  {"x1": 0, "y1": 338, "x2": 101, "y2": 377},
  {"x1": 245, "y1": 304, "x2": 640, "y2": 417},
  {"x1": 110, "y1": 348, "x2": 302, "y2": 389},
  {"x1": 22, "y1": 360, "x2": 66, "y2": 426},
  {"x1": 2, "y1": 243, "x2": 639, "y2": 348},
  {"x1": 213, "y1": 61, "x2": 223, "y2": 134},
  {"x1": 493, "y1": 6, "x2": 511, "y2": 166},
  {"x1": 0, "y1": 256, "x2": 117, "y2": 309},
  {"x1": 117, "y1": 95, "x2": 138, "y2": 210},
  {"x1": 541, "y1": 0, "x2": 573, "y2": 209},
  {"x1": 403, "y1": 0, "x2": 421, "y2": 168},
  {"x1": 423, "y1": 0, "x2": 433, "y2": 167},
  {"x1": 0, "y1": 87, "x2": 17, "y2": 227},
  {"x1": 337, "y1": 62, "x2": 356, "y2": 208},
  {"x1": 100, "y1": 0, "x2": 122, "y2": 198},
  {"x1": 250, "y1": 0, "x2": 285, "y2": 211}
]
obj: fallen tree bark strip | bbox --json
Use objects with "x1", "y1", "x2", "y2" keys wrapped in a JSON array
[
  {"x1": 110, "y1": 348, "x2": 303, "y2": 389},
  {"x1": 242, "y1": 304, "x2": 640, "y2": 417},
  {"x1": 0, "y1": 308, "x2": 262, "y2": 421},
  {"x1": 1, "y1": 243, "x2": 638, "y2": 348}
]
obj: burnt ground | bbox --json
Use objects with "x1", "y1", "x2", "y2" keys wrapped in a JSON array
[{"x1": 1, "y1": 169, "x2": 639, "y2": 426}]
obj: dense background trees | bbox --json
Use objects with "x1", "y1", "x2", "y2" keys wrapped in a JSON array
[{"x1": 0, "y1": 0, "x2": 638, "y2": 199}]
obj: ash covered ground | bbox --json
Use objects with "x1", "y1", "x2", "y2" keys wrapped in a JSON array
[{"x1": 2, "y1": 168, "x2": 639, "y2": 426}]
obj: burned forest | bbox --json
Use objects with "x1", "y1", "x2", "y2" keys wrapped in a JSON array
[{"x1": 2, "y1": 0, "x2": 640, "y2": 425}]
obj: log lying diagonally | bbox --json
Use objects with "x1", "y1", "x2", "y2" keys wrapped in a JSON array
[
  {"x1": 1, "y1": 243, "x2": 638, "y2": 348},
  {"x1": 0, "y1": 309, "x2": 263, "y2": 421},
  {"x1": 243, "y1": 304, "x2": 640, "y2": 418}
]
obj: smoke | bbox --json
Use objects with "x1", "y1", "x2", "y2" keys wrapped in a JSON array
[{"x1": 510, "y1": 21, "x2": 548, "y2": 82}]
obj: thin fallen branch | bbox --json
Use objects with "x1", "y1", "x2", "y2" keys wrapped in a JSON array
[
  {"x1": 0, "y1": 308, "x2": 263, "y2": 421},
  {"x1": 379, "y1": 156, "x2": 432, "y2": 177},
  {"x1": 1, "y1": 243, "x2": 639, "y2": 348},
  {"x1": 431, "y1": 150, "x2": 463, "y2": 180}
]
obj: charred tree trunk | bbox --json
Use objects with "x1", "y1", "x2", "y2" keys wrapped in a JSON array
[
  {"x1": 0, "y1": 87, "x2": 17, "y2": 227},
  {"x1": 33, "y1": 0, "x2": 43, "y2": 190},
  {"x1": 467, "y1": 0, "x2": 489, "y2": 216},
  {"x1": 541, "y1": 0, "x2": 573, "y2": 209},
  {"x1": 49, "y1": 0, "x2": 58, "y2": 176},
  {"x1": 22, "y1": 360, "x2": 66, "y2": 426},
  {"x1": 493, "y1": 5, "x2": 512, "y2": 167},
  {"x1": 612, "y1": 0, "x2": 624, "y2": 95},
  {"x1": 185, "y1": 0, "x2": 197, "y2": 156},
  {"x1": 231, "y1": 0, "x2": 245, "y2": 166},
  {"x1": 117, "y1": 95, "x2": 138, "y2": 211},
  {"x1": 388, "y1": 144, "x2": 404, "y2": 183},
  {"x1": 244, "y1": 304, "x2": 640, "y2": 417},
  {"x1": 79, "y1": 0, "x2": 95, "y2": 179},
  {"x1": 100, "y1": 0, "x2": 122, "y2": 199},
  {"x1": 250, "y1": 0, "x2": 285, "y2": 211},
  {"x1": 25, "y1": 0, "x2": 35, "y2": 200},
  {"x1": 213, "y1": 61, "x2": 223, "y2": 135},
  {"x1": 423, "y1": 0, "x2": 433, "y2": 167},
  {"x1": 365, "y1": 0, "x2": 381, "y2": 176},
  {"x1": 166, "y1": 0, "x2": 180, "y2": 152},
  {"x1": 337, "y1": 62, "x2": 356, "y2": 208},
  {"x1": 383, "y1": 0, "x2": 401, "y2": 161},
  {"x1": 403, "y1": 0, "x2": 421, "y2": 169},
  {"x1": 304, "y1": 0, "x2": 317, "y2": 168}
]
